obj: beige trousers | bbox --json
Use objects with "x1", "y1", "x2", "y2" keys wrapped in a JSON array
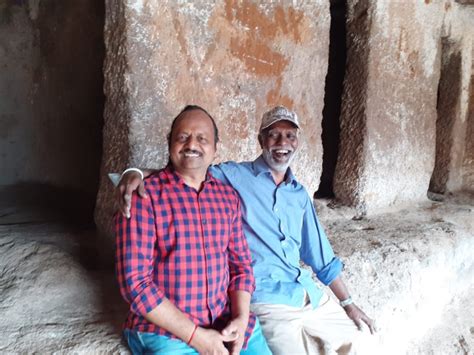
[{"x1": 250, "y1": 293, "x2": 372, "y2": 355}]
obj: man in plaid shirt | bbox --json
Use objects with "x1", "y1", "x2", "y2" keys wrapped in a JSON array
[{"x1": 115, "y1": 106, "x2": 271, "y2": 354}]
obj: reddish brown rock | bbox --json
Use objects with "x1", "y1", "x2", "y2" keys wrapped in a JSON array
[{"x1": 96, "y1": 1, "x2": 331, "y2": 237}]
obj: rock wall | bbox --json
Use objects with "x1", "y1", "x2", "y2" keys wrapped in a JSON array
[
  {"x1": 432, "y1": 5, "x2": 474, "y2": 194},
  {"x1": 463, "y1": 70, "x2": 474, "y2": 189},
  {"x1": 430, "y1": 39, "x2": 464, "y2": 194},
  {"x1": 0, "y1": 1, "x2": 104, "y2": 202},
  {"x1": 0, "y1": 2, "x2": 37, "y2": 185},
  {"x1": 96, "y1": 0, "x2": 331, "y2": 237},
  {"x1": 334, "y1": 0, "x2": 474, "y2": 214}
]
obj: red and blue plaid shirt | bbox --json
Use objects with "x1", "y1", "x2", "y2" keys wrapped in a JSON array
[{"x1": 115, "y1": 166, "x2": 256, "y2": 346}]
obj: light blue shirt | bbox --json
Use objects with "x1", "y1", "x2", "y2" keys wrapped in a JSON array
[{"x1": 210, "y1": 156, "x2": 343, "y2": 308}]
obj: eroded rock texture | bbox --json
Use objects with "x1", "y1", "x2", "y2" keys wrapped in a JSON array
[
  {"x1": 0, "y1": 233, "x2": 126, "y2": 353},
  {"x1": 430, "y1": 39, "x2": 463, "y2": 194},
  {"x1": 318, "y1": 193, "x2": 474, "y2": 354},
  {"x1": 0, "y1": 186, "x2": 128, "y2": 353},
  {"x1": 1, "y1": 187, "x2": 473, "y2": 353},
  {"x1": 334, "y1": 0, "x2": 474, "y2": 214},
  {"x1": 96, "y1": 0, "x2": 331, "y2": 238},
  {"x1": 463, "y1": 68, "x2": 474, "y2": 190}
]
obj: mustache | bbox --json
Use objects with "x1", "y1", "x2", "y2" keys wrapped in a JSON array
[{"x1": 180, "y1": 149, "x2": 203, "y2": 155}]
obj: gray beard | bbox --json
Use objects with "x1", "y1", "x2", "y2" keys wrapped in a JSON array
[{"x1": 262, "y1": 149, "x2": 295, "y2": 173}]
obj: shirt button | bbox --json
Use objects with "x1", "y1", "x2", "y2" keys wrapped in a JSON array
[
  {"x1": 202, "y1": 219, "x2": 207, "y2": 224},
  {"x1": 275, "y1": 207, "x2": 279, "y2": 212}
]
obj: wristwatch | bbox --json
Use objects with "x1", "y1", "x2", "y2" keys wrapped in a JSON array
[{"x1": 340, "y1": 296, "x2": 353, "y2": 307}]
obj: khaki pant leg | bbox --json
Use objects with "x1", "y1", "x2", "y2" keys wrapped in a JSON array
[
  {"x1": 301, "y1": 293, "x2": 376, "y2": 355},
  {"x1": 251, "y1": 294, "x2": 377, "y2": 355},
  {"x1": 251, "y1": 302, "x2": 308, "y2": 355}
]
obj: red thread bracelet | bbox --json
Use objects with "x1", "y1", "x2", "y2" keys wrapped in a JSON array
[{"x1": 187, "y1": 325, "x2": 198, "y2": 345}]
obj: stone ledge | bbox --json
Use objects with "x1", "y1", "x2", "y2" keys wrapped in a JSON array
[
  {"x1": 318, "y1": 193, "x2": 474, "y2": 354},
  {"x1": 0, "y1": 189, "x2": 472, "y2": 353},
  {"x1": 455, "y1": 0, "x2": 474, "y2": 5}
]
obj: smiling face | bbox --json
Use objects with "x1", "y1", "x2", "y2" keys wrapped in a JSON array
[
  {"x1": 169, "y1": 109, "x2": 217, "y2": 178},
  {"x1": 259, "y1": 120, "x2": 299, "y2": 173}
]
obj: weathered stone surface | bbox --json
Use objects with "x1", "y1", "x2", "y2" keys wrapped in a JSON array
[
  {"x1": 430, "y1": 39, "x2": 464, "y2": 194},
  {"x1": 431, "y1": 4, "x2": 474, "y2": 194},
  {"x1": 334, "y1": 0, "x2": 474, "y2": 214},
  {"x1": 317, "y1": 193, "x2": 474, "y2": 354},
  {"x1": 0, "y1": 1, "x2": 104, "y2": 200},
  {"x1": 463, "y1": 73, "x2": 474, "y2": 189},
  {"x1": 2, "y1": 188, "x2": 473, "y2": 354},
  {"x1": 96, "y1": 0, "x2": 331, "y2": 238},
  {"x1": 0, "y1": 187, "x2": 128, "y2": 353},
  {"x1": 95, "y1": 0, "x2": 132, "y2": 244},
  {"x1": 0, "y1": 229, "x2": 129, "y2": 353},
  {"x1": 455, "y1": 0, "x2": 474, "y2": 4}
]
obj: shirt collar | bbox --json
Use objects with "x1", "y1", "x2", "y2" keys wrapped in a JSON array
[
  {"x1": 252, "y1": 155, "x2": 298, "y2": 186},
  {"x1": 164, "y1": 164, "x2": 217, "y2": 187}
]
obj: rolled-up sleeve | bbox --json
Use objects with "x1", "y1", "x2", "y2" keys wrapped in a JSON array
[
  {"x1": 226, "y1": 194, "x2": 255, "y2": 294},
  {"x1": 115, "y1": 192, "x2": 165, "y2": 316},
  {"x1": 300, "y1": 195, "x2": 343, "y2": 286}
]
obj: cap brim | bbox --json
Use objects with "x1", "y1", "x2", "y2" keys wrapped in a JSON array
[{"x1": 260, "y1": 117, "x2": 300, "y2": 132}]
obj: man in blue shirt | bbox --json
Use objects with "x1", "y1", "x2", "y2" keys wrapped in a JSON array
[{"x1": 116, "y1": 106, "x2": 375, "y2": 354}]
